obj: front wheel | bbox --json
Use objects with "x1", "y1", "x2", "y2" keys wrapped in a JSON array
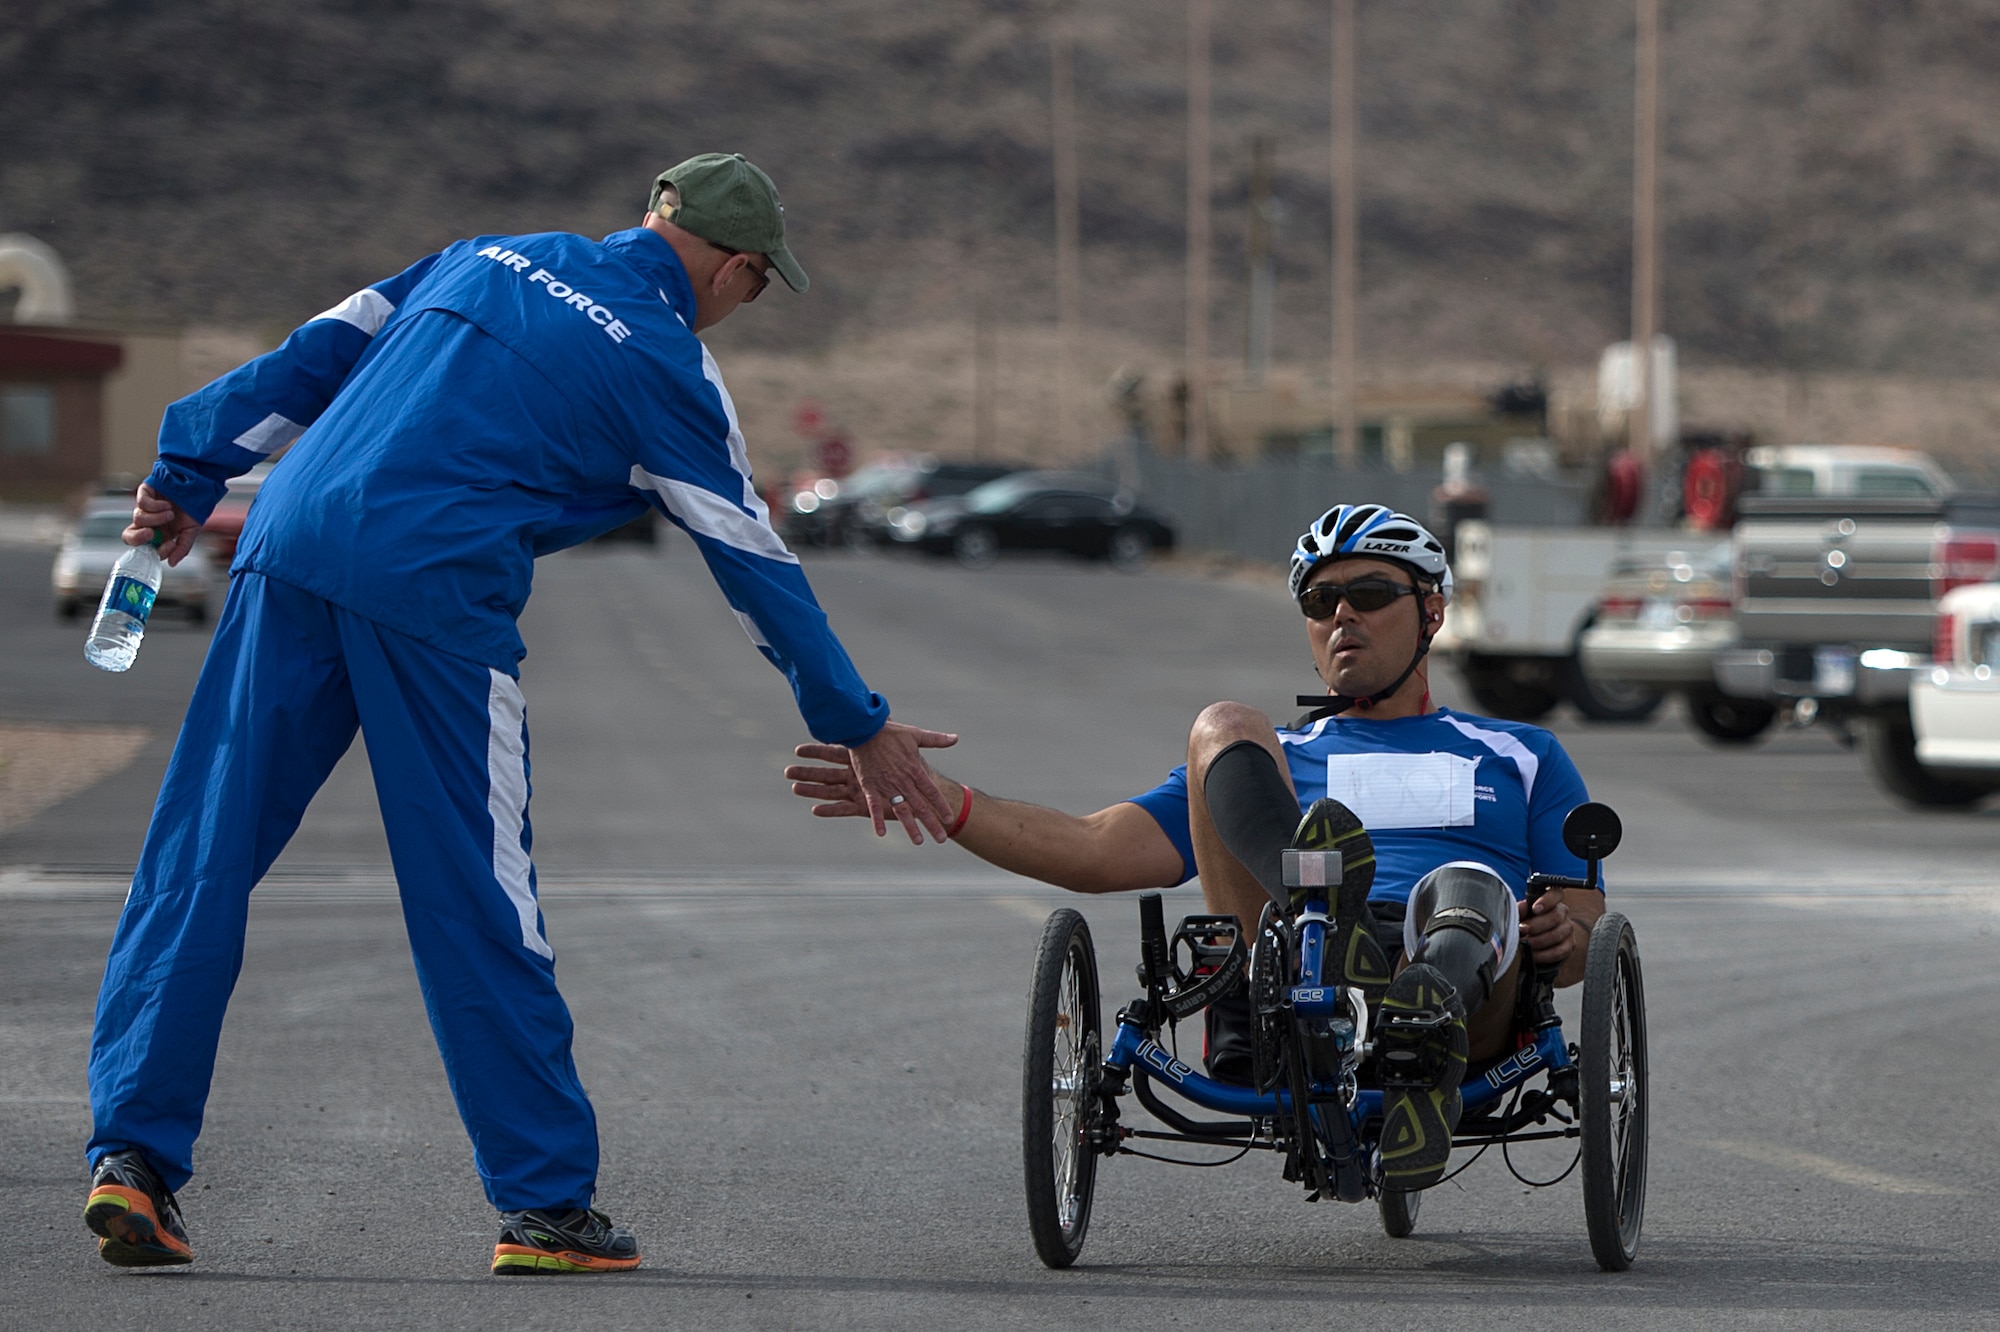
[
  {"x1": 1023, "y1": 908, "x2": 1102, "y2": 1269},
  {"x1": 1861, "y1": 706, "x2": 1992, "y2": 807},
  {"x1": 1579, "y1": 912, "x2": 1647, "y2": 1271},
  {"x1": 953, "y1": 524, "x2": 999, "y2": 570},
  {"x1": 1685, "y1": 687, "x2": 1776, "y2": 744},
  {"x1": 1378, "y1": 1186, "x2": 1421, "y2": 1238}
]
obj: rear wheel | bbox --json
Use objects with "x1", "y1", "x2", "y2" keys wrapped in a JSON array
[
  {"x1": 1023, "y1": 908, "x2": 1102, "y2": 1269},
  {"x1": 1566, "y1": 619, "x2": 1664, "y2": 722},
  {"x1": 1862, "y1": 706, "x2": 1992, "y2": 807},
  {"x1": 1566, "y1": 663, "x2": 1665, "y2": 722},
  {"x1": 1378, "y1": 1186, "x2": 1421, "y2": 1238},
  {"x1": 1107, "y1": 526, "x2": 1152, "y2": 572},
  {"x1": 1579, "y1": 912, "x2": 1647, "y2": 1272},
  {"x1": 1458, "y1": 654, "x2": 1562, "y2": 721},
  {"x1": 953, "y1": 525, "x2": 999, "y2": 570},
  {"x1": 1685, "y1": 688, "x2": 1776, "y2": 744}
]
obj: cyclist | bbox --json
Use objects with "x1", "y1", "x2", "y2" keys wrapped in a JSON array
[{"x1": 786, "y1": 503, "x2": 1605, "y2": 1191}]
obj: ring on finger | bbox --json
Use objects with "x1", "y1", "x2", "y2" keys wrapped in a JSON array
[{"x1": 889, "y1": 794, "x2": 907, "y2": 806}]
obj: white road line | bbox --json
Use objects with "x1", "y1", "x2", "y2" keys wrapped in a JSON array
[
  {"x1": 1702, "y1": 1138, "x2": 1964, "y2": 1195},
  {"x1": 997, "y1": 895, "x2": 1064, "y2": 925}
]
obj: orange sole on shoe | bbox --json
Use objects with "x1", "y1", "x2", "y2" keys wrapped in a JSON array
[
  {"x1": 492, "y1": 1243, "x2": 642, "y2": 1275},
  {"x1": 84, "y1": 1185, "x2": 192, "y2": 1267}
]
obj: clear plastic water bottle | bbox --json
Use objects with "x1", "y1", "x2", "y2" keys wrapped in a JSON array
[{"x1": 85, "y1": 531, "x2": 166, "y2": 673}]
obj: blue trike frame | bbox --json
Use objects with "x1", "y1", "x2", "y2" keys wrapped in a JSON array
[{"x1": 1023, "y1": 803, "x2": 1647, "y2": 1272}]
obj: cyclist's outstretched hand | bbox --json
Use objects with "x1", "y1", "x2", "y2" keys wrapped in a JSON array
[{"x1": 793, "y1": 720, "x2": 958, "y2": 844}]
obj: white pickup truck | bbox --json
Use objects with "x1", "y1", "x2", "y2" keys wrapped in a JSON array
[
  {"x1": 1437, "y1": 521, "x2": 1686, "y2": 722},
  {"x1": 1898, "y1": 582, "x2": 2000, "y2": 806},
  {"x1": 1715, "y1": 445, "x2": 2000, "y2": 802}
]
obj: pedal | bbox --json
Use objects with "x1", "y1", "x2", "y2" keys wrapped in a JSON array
[{"x1": 1375, "y1": 1014, "x2": 1455, "y2": 1088}]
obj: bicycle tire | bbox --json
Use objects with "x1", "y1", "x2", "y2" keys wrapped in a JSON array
[
  {"x1": 1023, "y1": 908, "x2": 1102, "y2": 1268},
  {"x1": 1378, "y1": 1186, "x2": 1421, "y2": 1238},
  {"x1": 1579, "y1": 911, "x2": 1648, "y2": 1271}
]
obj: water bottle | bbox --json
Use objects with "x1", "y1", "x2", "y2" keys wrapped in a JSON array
[{"x1": 85, "y1": 531, "x2": 166, "y2": 673}]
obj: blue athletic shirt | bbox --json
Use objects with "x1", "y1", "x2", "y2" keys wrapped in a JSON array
[
  {"x1": 142, "y1": 227, "x2": 889, "y2": 747},
  {"x1": 1126, "y1": 708, "x2": 1597, "y2": 905}
]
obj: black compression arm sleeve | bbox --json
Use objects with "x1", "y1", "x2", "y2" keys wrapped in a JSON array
[{"x1": 1201, "y1": 740, "x2": 1298, "y2": 907}]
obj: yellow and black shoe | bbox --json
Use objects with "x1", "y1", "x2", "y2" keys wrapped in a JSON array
[
  {"x1": 1291, "y1": 798, "x2": 1393, "y2": 997},
  {"x1": 1376, "y1": 962, "x2": 1469, "y2": 1191},
  {"x1": 493, "y1": 1207, "x2": 642, "y2": 1275},
  {"x1": 84, "y1": 1149, "x2": 192, "y2": 1268}
]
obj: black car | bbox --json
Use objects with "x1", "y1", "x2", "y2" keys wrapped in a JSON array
[
  {"x1": 782, "y1": 457, "x2": 1024, "y2": 548},
  {"x1": 886, "y1": 470, "x2": 1176, "y2": 570}
]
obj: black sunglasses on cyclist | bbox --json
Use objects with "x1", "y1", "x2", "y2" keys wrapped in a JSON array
[{"x1": 1297, "y1": 577, "x2": 1419, "y2": 619}]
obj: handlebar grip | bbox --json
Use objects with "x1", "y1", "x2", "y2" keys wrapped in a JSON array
[{"x1": 1139, "y1": 893, "x2": 1169, "y2": 991}]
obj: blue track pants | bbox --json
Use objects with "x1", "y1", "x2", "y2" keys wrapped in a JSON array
[{"x1": 86, "y1": 572, "x2": 598, "y2": 1211}]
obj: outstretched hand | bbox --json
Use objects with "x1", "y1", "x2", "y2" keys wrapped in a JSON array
[
  {"x1": 124, "y1": 484, "x2": 201, "y2": 566},
  {"x1": 788, "y1": 719, "x2": 958, "y2": 844}
]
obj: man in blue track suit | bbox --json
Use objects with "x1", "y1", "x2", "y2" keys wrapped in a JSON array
[
  {"x1": 84, "y1": 153, "x2": 958, "y2": 1275},
  {"x1": 787, "y1": 504, "x2": 1607, "y2": 1193}
]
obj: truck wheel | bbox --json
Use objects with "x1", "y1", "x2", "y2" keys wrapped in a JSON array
[
  {"x1": 1862, "y1": 706, "x2": 1992, "y2": 808},
  {"x1": 1685, "y1": 688, "x2": 1776, "y2": 744},
  {"x1": 1458, "y1": 654, "x2": 1562, "y2": 722},
  {"x1": 1566, "y1": 661, "x2": 1665, "y2": 723}
]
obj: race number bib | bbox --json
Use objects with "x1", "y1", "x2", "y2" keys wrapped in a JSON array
[{"x1": 1323, "y1": 752, "x2": 1479, "y2": 829}]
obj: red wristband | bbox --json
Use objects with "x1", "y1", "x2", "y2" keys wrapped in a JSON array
[{"x1": 946, "y1": 785, "x2": 974, "y2": 840}]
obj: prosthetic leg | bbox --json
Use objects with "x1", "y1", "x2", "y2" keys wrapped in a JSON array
[
  {"x1": 1200, "y1": 742, "x2": 1391, "y2": 1084},
  {"x1": 1377, "y1": 862, "x2": 1517, "y2": 1190}
]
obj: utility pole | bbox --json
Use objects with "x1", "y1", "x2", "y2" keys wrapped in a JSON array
[
  {"x1": 1631, "y1": 0, "x2": 1660, "y2": 462},
  {"x1": 1331, "y1": 0, "x2": 1358, "y2": 466},
  {"x1": 1051, "y1": 19, "x2": 1082, "y2": 461},
  {"x1": 974, "y1": 298, "x2": 996, "y2": 461},
  {"x1": 1245, "y1": 136, "x2": 1275, "y2": 383},
  {"x1": 1185, "y1": 0, "x2": 1212, "y2": 462}
]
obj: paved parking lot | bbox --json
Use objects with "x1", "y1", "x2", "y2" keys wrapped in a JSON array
[{"x1": 4, "y1": 538, "x2": 1996, "y2": 1328}]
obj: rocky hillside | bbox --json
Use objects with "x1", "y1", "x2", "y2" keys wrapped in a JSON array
[{"x1": 7, "y1": 0, "x2": 2000, "y2": 379}]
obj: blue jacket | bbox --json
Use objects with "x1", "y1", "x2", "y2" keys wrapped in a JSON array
[{"x1": 144, "y1": 227, "x2": 889, "y2": 746}]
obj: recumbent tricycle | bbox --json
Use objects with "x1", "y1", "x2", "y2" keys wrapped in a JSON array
[{"x1": 1021, "y1": 802, "x2": 1646, "y2": 1271}]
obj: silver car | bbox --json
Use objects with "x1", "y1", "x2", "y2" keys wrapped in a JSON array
[
  {"x1": 1578, "y1": 542, "x2": 1776, "y2": 742},
  {"x1": 52, "y1": 501, "x2": 216, "y2": 624}
]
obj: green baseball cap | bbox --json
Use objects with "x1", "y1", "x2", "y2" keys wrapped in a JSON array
[{"x1": 647, "y1": 153, "x2": 808, "y2": 294}]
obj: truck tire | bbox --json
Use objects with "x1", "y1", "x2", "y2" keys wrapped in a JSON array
[
  {"x1": 1458, "y1": 654, "x2": 1562, "y2": 722},
  {"x1": 1861, "y1": 706, "x2": 1993, "y2": 808},
  {"x1": 1684, "y1": 688, "x2": 1776, "y2": 744},
  {"x1": 1566, "y1": 661, "x2": 1665, "y2": 723}
]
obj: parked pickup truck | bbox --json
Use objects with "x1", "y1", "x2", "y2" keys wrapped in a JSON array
[
  {"x1": 1437, "y1": 521, "x2": 1684, "y2": 723},
  {"x1": 1715, "y1": 445, "x2": 2000, "y2": 802},
  {"x1": 1899, "y1": 581, "x2": 2000, "y2": 806}
]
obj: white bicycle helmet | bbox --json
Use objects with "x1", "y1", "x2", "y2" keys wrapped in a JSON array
[{"x1": 1288, "y1": 503, "x2": 1453, "y2": 602}]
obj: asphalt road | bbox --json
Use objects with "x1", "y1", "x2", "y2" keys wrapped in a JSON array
[{"x1": 4, "y1": 535, "x2": 1997, "y2": 1329}]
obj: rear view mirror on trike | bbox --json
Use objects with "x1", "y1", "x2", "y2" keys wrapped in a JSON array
[{"x1": 1560, "y1": 801, "x2": 1622, "y2": 864}]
